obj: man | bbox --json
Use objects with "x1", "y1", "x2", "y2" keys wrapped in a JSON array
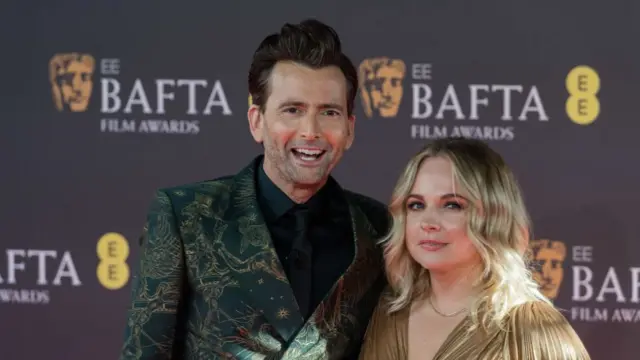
[{"x1": 120, "y1": 19, "x2": 390, "y2": 359}]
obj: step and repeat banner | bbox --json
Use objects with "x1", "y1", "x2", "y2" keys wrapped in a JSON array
[{"x1": 1, "y1": 1, "x2": 638, "y2": 359}]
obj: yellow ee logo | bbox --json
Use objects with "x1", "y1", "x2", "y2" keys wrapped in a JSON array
[
  {"x1": 565, "y1": 65, "x2": 600, "y2": 125},
  {"x1": 96, "y1": 232, "x2": 130, "y2": 290}
]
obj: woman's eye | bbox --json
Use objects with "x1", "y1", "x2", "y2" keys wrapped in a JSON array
[
  {"x1": 407, "y1": 201, "x2": 424, "y2": 210},
  {"x1": 444, "y1": 201, "x2": 464, "y2": 210}
]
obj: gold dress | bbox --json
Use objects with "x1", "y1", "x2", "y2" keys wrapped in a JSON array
[{"x1": 359, "y1": 292, "x2": 591, "y2": 360}]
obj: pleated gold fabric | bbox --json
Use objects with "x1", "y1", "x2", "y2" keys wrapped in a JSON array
[{"x1": 359, "y1": 296, "x2": 591, "y2": 360}]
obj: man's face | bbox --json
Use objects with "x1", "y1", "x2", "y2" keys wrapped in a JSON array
[{"x1": 248, "y1": 61, "x2": 355, "y2": 190}]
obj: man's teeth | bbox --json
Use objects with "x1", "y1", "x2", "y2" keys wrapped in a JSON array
[
  {"x1": 292, "y1": 148, "x2": 325, "y2": 161},
  {"x1": 295, "y1": 149, "x2": 323, "y2": 156}
]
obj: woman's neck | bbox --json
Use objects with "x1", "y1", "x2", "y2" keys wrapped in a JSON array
[{"x1": 427, "y1": 262, "x2": 482, "y2": 314}]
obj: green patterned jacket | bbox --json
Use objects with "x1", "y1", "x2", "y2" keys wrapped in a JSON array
[{"x1": 119, "y1": 156, "x2": 390, "y2": 359}]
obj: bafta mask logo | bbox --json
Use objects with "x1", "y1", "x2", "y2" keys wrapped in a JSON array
[
  {"x1": 530, "y1": 239, "x2": 567, "y2": 300},
  {"x1": 49, "y1": 53, "x2": 95, "y2": 112},
  {"x1": 358, "y1": 57, "x2": 406, "y2": 118}
]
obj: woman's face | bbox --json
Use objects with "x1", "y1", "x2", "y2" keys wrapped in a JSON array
[{"x1": 404, "y1": 156, "x2": 482, "y2": 273}]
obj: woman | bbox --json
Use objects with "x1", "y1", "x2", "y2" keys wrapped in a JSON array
[{"x1": 360, "y1": 137, "x2": 590, "y2": 360}]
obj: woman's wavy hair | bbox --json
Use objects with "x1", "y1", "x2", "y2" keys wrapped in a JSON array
[{"x1": 381, "y1": 137, "x2": 550, "y2": 331}]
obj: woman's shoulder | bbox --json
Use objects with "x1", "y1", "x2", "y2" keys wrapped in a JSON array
[
  {"x1": 507, "y1": 300, "x2": 566, "y2": 324},
  {"x1": 503, "y1": 300, "x2": 591, "y2": 360},
  {"x1": 358, "y1": 287, "x2": 410, "y2": 360},
  {"x1": 370, "y1": 286, "x2": 410, "y2": 322}
]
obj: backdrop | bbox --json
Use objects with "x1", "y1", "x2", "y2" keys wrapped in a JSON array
[{"x1": 1, "y1": 1, "x2": 638, "y2": 359}]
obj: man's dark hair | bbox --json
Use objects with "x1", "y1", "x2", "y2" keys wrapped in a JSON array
[{"x1": 248, "y1": 19, "x2": 358, "y2": 116}]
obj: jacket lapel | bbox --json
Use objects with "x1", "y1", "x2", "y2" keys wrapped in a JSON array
[
  {"x1": 314, "y1": 199, "x2": 384, "y2": 323},
  {"x1": 280, "y1": 195, "x2": 385, "y2": 358},
  {"x1": 213, "y1": 159, "x2": 305, "y2": 343}
]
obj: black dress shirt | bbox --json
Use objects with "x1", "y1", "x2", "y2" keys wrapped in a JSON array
[{"x1": 256, "y1": 162, "x2": 354, "y2": 321}]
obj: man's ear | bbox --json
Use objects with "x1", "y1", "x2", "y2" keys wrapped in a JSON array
[
  {"x1": 248, "y1": 104, "x2": 263, "y2": 143},
  {"x1": 345, "y1": 114, "x2": 356, "y2": 150}
]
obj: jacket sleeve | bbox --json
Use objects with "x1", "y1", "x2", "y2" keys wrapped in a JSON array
[{"x1": 120, "y1": 190, "x2": 187, "y2": 359}]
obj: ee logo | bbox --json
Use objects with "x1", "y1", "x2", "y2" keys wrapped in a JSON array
[
  {"x1": 96, "y1": 232, "x2": 130, "y2": 290},
  {"x1": 565, "y1": 65, "x2": 600, "y2": 125}
]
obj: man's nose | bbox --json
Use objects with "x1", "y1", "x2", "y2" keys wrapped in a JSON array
[{"x1": 299, "y1": 114, "x2": 321, "y2": 139}]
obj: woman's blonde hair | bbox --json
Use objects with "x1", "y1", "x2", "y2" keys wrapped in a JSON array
[{"x1": 382, "y1": 137, "x2": 550, "y2": 332}]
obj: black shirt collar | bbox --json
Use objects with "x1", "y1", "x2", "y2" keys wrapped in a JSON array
[{"x1": 256, "y1": 157, "x2": 336, "y2": 223}]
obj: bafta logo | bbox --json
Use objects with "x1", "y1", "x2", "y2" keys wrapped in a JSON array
[
  {"x1": 358, "y1": 57, "x2": 406, "y2": 118},
  {"x1": 49, "y1": 53, "x2": 95, "y2": 112},
  {"x1": 530, "y1": 239, "x2": 567, "y2": 300}
]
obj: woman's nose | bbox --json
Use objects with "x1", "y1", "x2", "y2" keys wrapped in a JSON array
[{"x1": 420, "y1": 218, "x2": 441, "y2": 232}]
